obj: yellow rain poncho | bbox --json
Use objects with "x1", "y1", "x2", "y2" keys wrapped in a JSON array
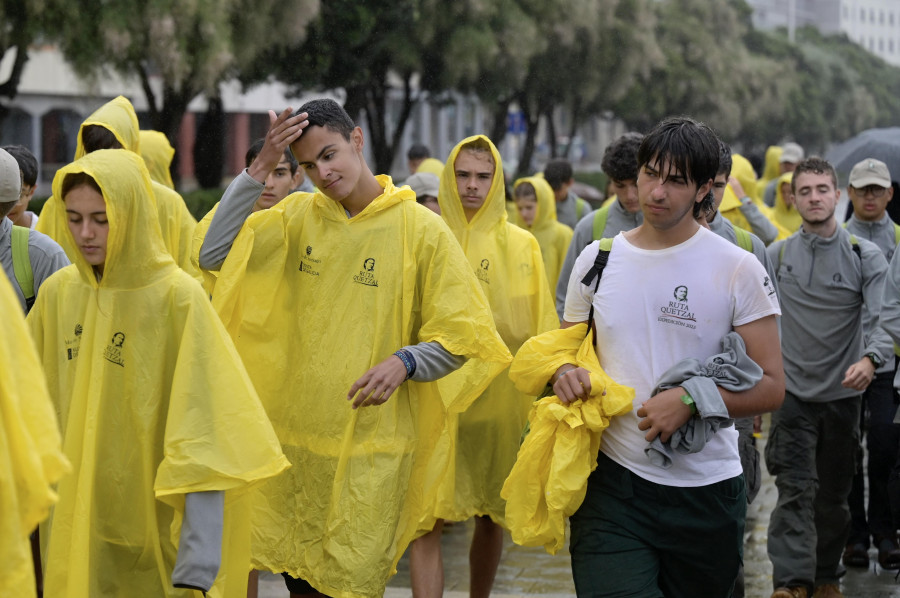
[
  {"x1": 772, "y1": 171, "x2": 802, "y2": 233},
  {"x1": 37, "y1": 96, "x2": 201, "y2": 282},
  {"x1": 140, "y1": 130, "x2": 176, "y2": 189},
  {"x1": 759, "y1": 145, "x2": 783, "y2": 195},
  {"x1": 501, "y1": 324, "x2": 633, "y2": 554},
  {"x1": 513, "y1": 176, "x2": 574, "y2": 294},
  {"x1": 431, "y1": 136, "x2": 558, "y2": 527},
  {"x1": 28, "y1": 150, "x2": 289, "y2": 598},
  {"x1": 416, "y1": 157, "x2": 444, "y2": 176},
  {"x1": 0, "y1": 272, "x2": 68, "y2": 598},
  {"x1": 722, "y1": 154, "x2": 791, "y2": 241},
  {"x1": 210, "y1": 175, "x2": 510, "y2": 598},
  {"x1": 191, "y1": 204, "x2": 221, "y2": 295}
]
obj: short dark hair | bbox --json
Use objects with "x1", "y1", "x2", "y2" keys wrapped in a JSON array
[
  {"x1": 601, "y1": 132, "x2": 642, "y2": 182},
  {"x1": 61, "y1": 172, "x2": 103, "y2": 199},
  {"x1": 246, "y1": 138, "x2": 298, "y2": 174},
  {"x1": 294, "y1": 99, "x2": 355, "y2": 141},
  {"x1": 694, "y1": 190, "x2": 715, "y2": 220},
  {"x1": 81, "y1": 125, "x2": 123, "y2": 154},
  {"x1": 407, "y1": 144, "x2": 431, "y2": 161},
  {"x1": 790, "y1": 156, "x2": 837, "y2": 194},
  {"x1": 2, "y1": 145, "x2": 38, "y2": 186},
  {"x1": 637, "y1": 116, "x2": 720, "y2": 189},
  {"x1": 544, "y1": 159, "x2": 574, "y2": 191},
  {"x1": 717, "y1": 140, "x2": 733, "y2": 177}
]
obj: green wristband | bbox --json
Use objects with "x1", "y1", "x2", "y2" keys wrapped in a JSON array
[{"x1": 680, "y1": 393, "x2": 697, "y2": 415}]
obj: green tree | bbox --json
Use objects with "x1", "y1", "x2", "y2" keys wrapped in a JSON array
[{"x1": 48, "y1": 0, "x2": 319, "y2": 175}]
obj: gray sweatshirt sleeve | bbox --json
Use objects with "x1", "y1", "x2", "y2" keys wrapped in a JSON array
[
  {"x1": 860, "y1": 242, "x2": 893, "y2": 365},
  {"x1": 171, "y1": 491, "x2": 224, "y2": 592},
  {"x1": 402, "y1": 341, "x2": 467, "y2": 382},
  {"x1": 881, "y1": 249, "x2": 900, "y2": 346},
  {"x1": 556, "y1": 214, "x2": 595, "y2": 319},
  {"x1": 197, "y1": 170, "x2": 264, "y2": 271},
  {"x1": 738, "y1": 202, "x2": 778, "y2": 245}
]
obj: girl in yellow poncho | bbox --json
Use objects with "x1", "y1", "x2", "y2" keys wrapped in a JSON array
[
  {"x1": 0, "y1": 269, "x2": 69, "y2": 598},
  {"x1": 139, "y1": 130, "x2": 176, "y2": 189},
  {"x1": 772, "y1": 171, "x2": 802, "y2": 233},
  {"x1": 514, "y1": 175, "x2": 574, "y2": 295},
  {"x1": 204, "y1": 102, "x2": 510, "y2": 598},
  {"x1": 36, "y1": 96, "x2": 201, "y2": 282},
  {"x1": 27, "y1": 149, "x2": 289, "y2": 598},
  {"x1": 410, "y1": 135, "x2": 558, "y2": 597}
]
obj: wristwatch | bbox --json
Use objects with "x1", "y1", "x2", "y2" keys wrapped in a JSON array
[{"x1": 865, "y1": 352, "x2": 884, "y2": 368}]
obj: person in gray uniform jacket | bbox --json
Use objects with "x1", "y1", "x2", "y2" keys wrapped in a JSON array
[
  {"x1": 0, "y1": 148, "x2": 69, "y2": 313},
  {"x1": 841, "y1": 158, "x2": 900, "y2": 570},
  {"x1": 554, "y1": 133, "x2": 643, "y2": 318},
  {"x1": 765, "y1": 157, "x2": 893, "y2": 598}
]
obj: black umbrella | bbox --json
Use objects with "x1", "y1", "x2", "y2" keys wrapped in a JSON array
[{"x1": 826, "y1": 127, "x2": 900, "y2": 182}]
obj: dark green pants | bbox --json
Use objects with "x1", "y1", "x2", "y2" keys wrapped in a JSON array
[
  {"x1": 570, "y1": 452, "x2": 746, "y2": 598},
  {"x1": 765, "y1": 392, "x2": 861, "y2": 591}
]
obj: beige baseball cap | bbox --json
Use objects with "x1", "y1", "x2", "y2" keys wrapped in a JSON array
[
  {"x1": 0, "y1": 147, "x2": 21, "y2": 204},
  {"x1": 405, "y1": 172, "x2": 439, "y2": 199},
  {"x1": 780, "y1": 142, "x2": 804, "y2": 164},
  {"x1": 849, "y1": 158, "x2": 892, "y2": 188}
]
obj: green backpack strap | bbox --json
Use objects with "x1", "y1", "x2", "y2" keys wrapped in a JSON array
[
  {"x1": 591, "y1": 204, "x2": 611, "y2": 240},
  {"x1": 733, "y1": 226, "x2": 753, "y2": 252},
  {"x1": 575, "y1": 197, "x2": 585, "y2": 221},
  {"x1": 11, "y1": 225, "x2": 35, "y2": 310},
  {"x1": 894, "y1": 222, "x2": 900, "y2": 246}
]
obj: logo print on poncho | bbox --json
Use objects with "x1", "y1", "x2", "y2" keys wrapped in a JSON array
[
  {"x1": 298, "y1": 245, "x2": 321, "y2": 276},
  {"x1": 66, "y1": 324, "x2": 83, "y2": 360},
  {"x1": 476, "y1": 259, "x2": 490, "y2": 284},
  {"x1": 353, "y1": 258, "x2": 379, "y2": 287},
  {"x1": 103, "y1": 332, "x2": 126, "y2": 367}
]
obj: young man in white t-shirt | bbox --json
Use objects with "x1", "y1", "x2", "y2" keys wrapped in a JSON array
[{"x1": 554, "y1": 116, "x2": 785, "y2": 598}]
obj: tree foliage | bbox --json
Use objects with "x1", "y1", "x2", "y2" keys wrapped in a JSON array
[{"x1": 47, "y1": 0, "x2": 319, "y2": 174}]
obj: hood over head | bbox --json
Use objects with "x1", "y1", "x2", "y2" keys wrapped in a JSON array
[
  {"x1": 51, "y1": 149, "x2": 174, "y2": 289},
  {"x1": 513, "y1": 175, "x2": 557, "y2": 230},
  {"x1": 139, "y1": 130, "x2": 176, "y2": 189},
  {"x1": 438, "y1": 135, "x2": 507, "y2": 232},
  {"x1": 75, "y1": 96, "x2": 140, "y2": 160}
]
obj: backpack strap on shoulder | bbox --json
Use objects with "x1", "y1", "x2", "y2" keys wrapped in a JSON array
[
  {"x1": 733, "y1": 225, "x2": 753, "y2": 252},
  {"x1": 580, "y1": 238, "x2": 613, "y2": 338},
  {"x1": 11, "y1": 225, "x2": 34, "y2": 311},
  {"x1": 591, "y1": 204, "x2": 611, "y2": 241}
]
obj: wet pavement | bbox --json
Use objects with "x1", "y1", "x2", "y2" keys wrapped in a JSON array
[{"x1": 259, "y1": 415, "x2": 900, "y2": 597}]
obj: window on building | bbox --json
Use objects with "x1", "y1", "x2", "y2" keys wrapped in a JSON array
[
  {"x1": 879, "y1": 38, "x2": 884, "y2": 52},
  {"x1": 890, "y1": 39, "x2": 895, "y2": 53},
  {"x1": 870, "y1": 37, "x2": 875, "y2": 50},
  {"x1": 40, "y1": 108, "x2": 81, "y2": 182},
  {"x1": 0, "y1": 108, "x2": 32, "y2": 148},
  {"x1": 881, "y1": 10, "x2": 885, "y2": 25},
  {"x1": 870, "y1": 8, "x2": 875, "y2": 22}
]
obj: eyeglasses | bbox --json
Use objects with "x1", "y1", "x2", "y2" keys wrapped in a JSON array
[{"x1": 851, "y1": 185, "x2": 889, "y2": 198}]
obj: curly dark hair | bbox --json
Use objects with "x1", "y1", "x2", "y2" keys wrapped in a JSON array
[
  {"x1": 601, "y1": 132, "x2": 643, "y2": 182},
  {"x1": 790, "y1": 156, "x2": 837, "y2": 194}
]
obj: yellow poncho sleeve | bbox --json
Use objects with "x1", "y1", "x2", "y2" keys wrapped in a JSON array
[
  {"x1": 0, "y1": 272, "x2": 69, "y2": 598},
  {"x1": 501, "y1": 324, "x2": 634, "y2": 554},
  {"x1": 191, "y1": 202, "x2": 220, "y2": 295}
]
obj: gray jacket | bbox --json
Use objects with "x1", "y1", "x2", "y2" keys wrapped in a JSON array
[
  {"x1": 555, "y1": 200, "x2": 642, "y2": 318},
  {"x1": 878, "y1": 249, "x2": 900, "y2": 390},
  {"x1": 768, "y1": 226, "x2": 892, "y2": 401},
  {"x1": 844, "y1": 213, "x2": 898, "y2": 263},
  {"x1": 554, "y1": 190, "x2": 592, "y2": 230},
  {"x1": 0, "y1": 217, "x2": 70, "y2": 312},
  {"x1": 646, "y1": 331, "x2": 762, "y2": 469}
]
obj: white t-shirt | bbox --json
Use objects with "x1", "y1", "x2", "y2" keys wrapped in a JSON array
[{"x1": 564, "y1": 227, "x2": 780, "y2": 487}]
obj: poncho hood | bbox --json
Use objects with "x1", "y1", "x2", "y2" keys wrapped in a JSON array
[
  {"x1": 513, "y1": 176, "x2": 558, "y2": 231},
  {"x1": 439, "y1": 135, "x2": 508, "y2": 235},
  {"x1": 75, "y1": 96, "x2": 140, "y2": 159},
  {"x1": 773, "y1": 171, "x2": 802, "y2": 233},
  {"x1": 313, "y1": 174, "x2": 412, "y2": 223},
  {"x1": 139, "y1": 130, "x2": 175, "y2": 189},
  {"x1": 731, "y1": 153, "x2": 759, "y2": 200},
  {"x1": 50, "y1": 149, "x2": 176, "y2": 290}
]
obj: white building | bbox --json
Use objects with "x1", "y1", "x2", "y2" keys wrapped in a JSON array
[{"x1": 745, "y1": 0, "x2": 900, "y2": 66}]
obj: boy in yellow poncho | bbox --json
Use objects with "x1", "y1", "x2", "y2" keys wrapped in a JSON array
[
  {"x1": 409, "y1": 135, "x2": 558, "y2": 598},
  {"x1": 772, "y1": 171, "x2": 803, "y2": 233},
  {"x1": 27, "y1": 149, "x2": 290, "y2": 598},
  {"x1": 514, "y1": 175, "x2": 574, "y2": 295},
  {"x1": 720, "y1": 153, "x2": 791, "y2": 244},
  {"x1": 0, "y1": 268, "x2": 69, "y2": 598},
  {"x1": 36, "y1": 96, "x2": 201, "y2": 282},
  {"x1": 139, "y1": 130, "x2": 176, "y2": 189},
  {"x1": 197, "y1": 101, "x2": 510, "y2": 598}
]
